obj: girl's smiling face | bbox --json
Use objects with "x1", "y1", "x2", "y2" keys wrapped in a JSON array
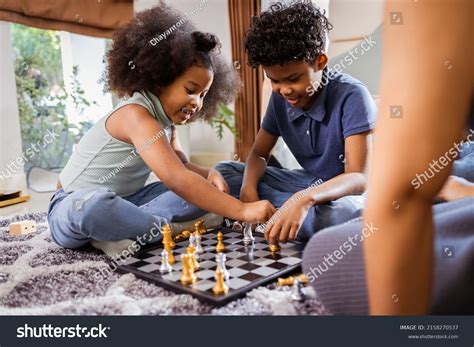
[{"x1": 156, "y1": 66, "x2": 214, "y2": 125}]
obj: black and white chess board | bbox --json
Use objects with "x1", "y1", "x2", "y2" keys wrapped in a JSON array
[{"x1": 117, "y1": 227, "x2": 304, "y2": 306}]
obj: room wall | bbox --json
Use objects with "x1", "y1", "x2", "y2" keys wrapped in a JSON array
[{"x1": 328, "y1": 0, "x2": 384, "y2": 95}]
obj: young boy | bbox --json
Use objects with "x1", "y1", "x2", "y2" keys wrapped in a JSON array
[{"x1": 215, "y1": 2, "x2": 377, "y2": 243}]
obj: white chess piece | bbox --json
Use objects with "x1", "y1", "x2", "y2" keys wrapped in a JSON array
[
  {"x1": 243, "y1": 223, "x2": 255, "y2": 244},
  {"x1": 291, "y1": 279, "x2": 306, "y2": 302},
  {"x1": 194, "y1": 234, "x2": 204, "y2": 253},
  {"x1": 160, "y1": 249, "x2": 172, "y2": 273},
  {"x1": 255, "y1": 224, "x2": 265, "y2": 234},
  {"x1": 232, "y1": 221, "x2": 243, "y2": 231},
  {"x1": 215, "y1": 253, "x2": 230, "y2": 282}
]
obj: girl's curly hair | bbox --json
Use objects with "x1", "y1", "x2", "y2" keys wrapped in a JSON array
[
  {"x1": 245, "y1": 1, "x2": 333, "y2": 68},
  {"x1": 104, "y1": 4, "x2": 240, "y2": 121}
]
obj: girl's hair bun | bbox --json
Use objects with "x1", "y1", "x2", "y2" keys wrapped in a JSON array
[{"x1": 192, "y1": 31, "x2": 219, "y2": 53}]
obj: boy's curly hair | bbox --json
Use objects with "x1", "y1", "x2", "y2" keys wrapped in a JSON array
[
  {"x1": 245, "y1": 1, "x2": 332, "y2": 68},
  {"x1": 105, "y1": 4, "x2": 240, "y2": 121}
]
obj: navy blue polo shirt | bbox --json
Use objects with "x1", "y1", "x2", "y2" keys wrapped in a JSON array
[{"x1": 262, "y1": 70, "x2": 377, "y2": 181}]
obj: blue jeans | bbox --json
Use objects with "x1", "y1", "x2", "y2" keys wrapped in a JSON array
[
  {"x1": 302, "y1": 197, "x2": 474, "y2": 314},
  {"x1": 214, "y1": 161, "x2": 365, "y2": 241},
  {"x1": 452, "y1": 141, "x2": 474, "y2": 181},
  {"x1": 47, "y1": 182, "x2": 207, "y2": 249}
]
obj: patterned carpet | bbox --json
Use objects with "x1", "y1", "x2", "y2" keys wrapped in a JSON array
[{"x1": 0, "y1": 213, "x2": 327, "y2": 315}]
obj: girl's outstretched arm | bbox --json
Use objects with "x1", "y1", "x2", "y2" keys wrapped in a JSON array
[
  {"x1": 125, "y1": 105, "x2": 276, "y2": 223},
  {"x1": 363, "y1": 0, "x2": 471, "y2": 315}
]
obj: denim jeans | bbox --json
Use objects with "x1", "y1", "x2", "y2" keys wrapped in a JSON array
[
  {"x1": 452, "y1": 141, "x2": 474, "y2": 181},
  {"x1": 47, "y1": 182, "x2": 207, "y2": 249},
  {"x1": 302, "y1": 197, "x2": 474, "y2": 314},
  {"x1": 214, "y1": 161, "x2": 365, "y2": 241}
]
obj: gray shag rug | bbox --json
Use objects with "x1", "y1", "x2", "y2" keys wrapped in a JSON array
[{"x1": 0, "y1": 213, "x2": 328, "y2": 315}]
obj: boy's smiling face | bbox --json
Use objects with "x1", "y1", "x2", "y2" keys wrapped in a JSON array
[{"x1": 264, "y1": 54, "x2": 328, "y2": 111}]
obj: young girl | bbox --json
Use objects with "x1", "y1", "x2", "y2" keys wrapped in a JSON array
[{"x1": 48, "y1": 5, "x2": 275, "y2": 249}]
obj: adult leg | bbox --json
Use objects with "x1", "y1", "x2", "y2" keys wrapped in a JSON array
[
  {"x1": 302, "y1": 197, "x2": 474, "y2": 314},
  {"x1": 452, "y1": 141, "x2": 474, "y2": 181}
]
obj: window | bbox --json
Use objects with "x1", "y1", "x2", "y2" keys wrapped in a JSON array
[{"x1": 11, "y1": 23, "x2": 112, "y2": 172}]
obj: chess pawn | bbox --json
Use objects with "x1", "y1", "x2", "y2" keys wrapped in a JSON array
[
  {"x1": 215, "y1": 253, "x2": 230, "y2": 282},
  {"x1": 159, "y1": 249, "x2": 172, "y2": 273},
  {"x1": 194, "y1": 220, "x2": 202, "y2": 236},
  {"x1": 269, "y1": 242, "x2": 281, "y2": 253},
  {"x1": 278, "y1": 274, "x2": 308, "y2": 287},
  {"x1": 194, "y1": 234, "x2": 204, "y2": 253},
  {"x1": 187, "y1": 245, "x2": 200, "y2": 270},
  {"x1": 291, "y1": 279, "x2": 306, "y2": 302},
  {"x1": 190, "y1": 238, "x2": 200, "y2": 260},
  {"x1": 180, "y1": 254, "x2": 196, "y2": 285},
  {"x1": 215, "y1": 231, "x2": 226, "y2": 252},
  {"x1": 277, "y1": 276, "x2": 294, "y2": 287},
  {"x1": 212, "y1": 268, "x2": 229, "y2": 295},
  {"x1": 243, "y1": 223, "x2": 255, "y2": 244},
  {"x1": 189, "y1": 233, "x2": 195, "y2": 248}
]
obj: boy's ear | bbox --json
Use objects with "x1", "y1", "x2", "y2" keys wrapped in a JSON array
[{"x1": 316, "y1": 54, "x2": 328, "y2": 70}]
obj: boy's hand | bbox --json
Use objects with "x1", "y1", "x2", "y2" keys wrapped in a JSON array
[
  {"x1": 240, "y1": 186, "x2": 260, "y2": 203},
  {"x1": 241, "y1": 200, "x2": 276, "y2": 223},
  {"x1": 264, "y1": 193, "x2": 313, "y2": 243},
  {"x1": 207, "y1": 168, "x2": 230, "y2": 193}
]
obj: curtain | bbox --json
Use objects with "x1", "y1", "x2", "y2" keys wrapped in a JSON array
[
  {"x1": 228, "y1": 0, "x2": 263, "y2": 161},
  {"x1": 0, "y1": 0, "x2": 133, "y2": 38}
]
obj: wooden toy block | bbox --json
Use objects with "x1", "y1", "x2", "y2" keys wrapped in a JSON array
[{"x1": 8, "y1": 220, "x2": 37, "y2": 236}]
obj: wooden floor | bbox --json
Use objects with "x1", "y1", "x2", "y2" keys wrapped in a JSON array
[{"x1": 0, "y1": 190, "x2": 53, "y2": 218}]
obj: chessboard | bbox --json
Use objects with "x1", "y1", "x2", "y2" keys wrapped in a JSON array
[{"x1": 117, "y1": 224, "x2": 304, "y2": 306}]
